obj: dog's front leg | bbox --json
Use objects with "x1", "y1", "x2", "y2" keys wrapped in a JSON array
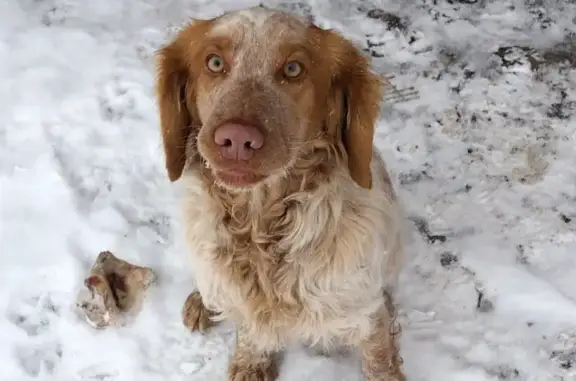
[
  {"x1": 228, "y1": 325, "x2": 279, "y2": 381},
  {"x1": 359, "y1": 292, "x2": 406, "y2": 381}
]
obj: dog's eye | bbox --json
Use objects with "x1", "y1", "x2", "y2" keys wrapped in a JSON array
[
  {"x1": 283, "y1": 61, "x2": 303, "y2": 78},
  {"x1": 206, "y1": 54, "x2": 225, "y2": 73}
]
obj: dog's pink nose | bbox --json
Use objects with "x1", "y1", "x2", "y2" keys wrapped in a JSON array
[{"x1": 214, "y1": 123, "x2": 264, "y2": 161}]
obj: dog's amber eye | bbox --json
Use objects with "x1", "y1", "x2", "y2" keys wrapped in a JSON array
[
  {"x1": 206, "y1": 54, "x2": 225, "y2": 73},
  {"x1": 283, "y1": 61, "x2": 303, "y2": 78}
]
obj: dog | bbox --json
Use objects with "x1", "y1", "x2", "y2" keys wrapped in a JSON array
[{"x1": 155, "y1": 7, "x2": 406, "y2": 381}]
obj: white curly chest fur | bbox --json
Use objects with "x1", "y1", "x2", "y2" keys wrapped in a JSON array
[{"x1": 180, "y1": 156, "x2": 402, "y2": 351}]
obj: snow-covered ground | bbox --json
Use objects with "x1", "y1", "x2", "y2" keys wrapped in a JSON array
[{"x1": 1, "y1": 0, "x2": 575, "y2": 380}]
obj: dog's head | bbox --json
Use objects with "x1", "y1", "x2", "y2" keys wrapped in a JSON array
[{"x1": 156, "y1": 7, "x2": 382, "y2": 190}]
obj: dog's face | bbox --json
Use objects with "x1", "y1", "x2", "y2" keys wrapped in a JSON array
[{"x1": 156, "y1": 7, "x2": 382, "y2": 190}]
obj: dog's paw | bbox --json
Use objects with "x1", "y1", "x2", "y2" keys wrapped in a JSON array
[
  {"x1": 382, "y1": 370, "x2": 406, "y2": 381},
  {"x1": 228, "y1": 357, "x2": 278, "y2": 381},
  {"x1": 181, "y1": 291, "x2": 216, "y2": 333},
  {"x1": 362, "y1": 364, "x2": 407, "y2": 381}
]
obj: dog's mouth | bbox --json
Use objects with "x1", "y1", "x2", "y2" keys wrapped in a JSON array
[{"x1": 213, "y1": 167, "x2": 266, "y2": 188}]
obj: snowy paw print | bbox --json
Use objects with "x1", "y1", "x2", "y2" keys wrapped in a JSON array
[
  {"x1": 41, "y1": 5, "x2": 71, "y2": 26},
  {"x1": 7, "y1": 310, "x2": 50, "y2": 337},
  {"x1": 509, "y1": 143, "x2": 550, "y2": 185},
  {"x1": 6, "y1": 294, "x2": 64, "y2": 376},
  {"x1": 6, "y1": 294, "x2": 60, "y2": 337},
  {"x1": 433, "y1": 105, "x2": 555, "y2": 186},
  {"x1": 14, "y1": 343, "x2": 63, "y2": 377},
  {"x1": 525, "y1": 4, "x2": 554, "y2": 30},
  {"x1": 551, "y1": 349, "x2": 576, "y2": 372},
  {"x1": 97, "y1": 77, "x2": 137, "y2": 122},
  {"x1": 135, "y1": 29, "x2": 165, "y2": 61},
  {"x1": 34, "y1": 0, "x2": 74, "y2": 27},
  {"x1": 548, "y1": 331, "x2": 576, "y2": 374}
]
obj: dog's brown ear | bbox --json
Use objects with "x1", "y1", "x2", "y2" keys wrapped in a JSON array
[
  {"x1": 155, "y1": 20, "x2": 211, "y2": 182},
  {"x1": 156, "y1": 43, "x2": 191, "y2": 182},
  {"x1": 323, "y1": 30, "x2": 383, "y2": 189}
]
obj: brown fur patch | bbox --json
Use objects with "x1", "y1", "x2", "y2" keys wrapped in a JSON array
[
  {"x1": 182, "y1": 290, "x2": 218, "y2": 333},
  {"x1": 360, "y1": 292, "x2": 406, "y2": 381},
  {"x1": 228, "y1": 326, "x2": 279, "y2": 381}
]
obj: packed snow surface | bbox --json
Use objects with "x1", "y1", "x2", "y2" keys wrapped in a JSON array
[{"x1": 1, "y1": 0, "x2": 575, "y2": 380}]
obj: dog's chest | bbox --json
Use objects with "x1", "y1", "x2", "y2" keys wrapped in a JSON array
[
  {"x1": 189, "y1": 197, "x2": 329, "y2": 307},
  {"x1": 183, "y1": 182, "x2": 382, "y2": 329}
]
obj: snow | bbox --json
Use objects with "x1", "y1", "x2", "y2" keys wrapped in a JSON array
[{"x1": 0, "y1": 0, "x2": 575, "y2": 380}]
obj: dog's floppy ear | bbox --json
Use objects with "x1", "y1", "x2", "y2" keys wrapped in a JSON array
[
  {"x1": 323, "y1": 30, "x2": 383, "y2": 189},
  {"x1": 155, "y1": 20, "x2": 211, "y2": 182}
]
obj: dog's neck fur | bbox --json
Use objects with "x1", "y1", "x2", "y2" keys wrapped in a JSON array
[{"x1": 200, "y1": 143, "x2": 342, "y2": 243}]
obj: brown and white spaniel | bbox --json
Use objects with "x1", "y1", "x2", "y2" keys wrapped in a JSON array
[{"x1": 155, "y1": 6, "x2": 406, "y2": 381}]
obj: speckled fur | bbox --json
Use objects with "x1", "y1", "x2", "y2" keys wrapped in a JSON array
[{"x1": 156, "y1": 7, "x2": 407, "y2": 381}]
